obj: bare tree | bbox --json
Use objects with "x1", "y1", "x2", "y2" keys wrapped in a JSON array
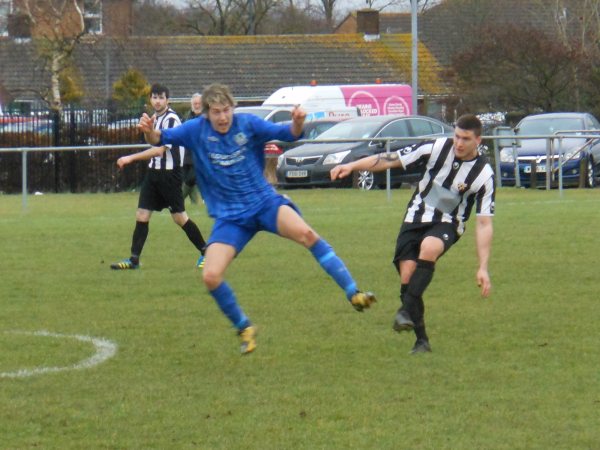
[
  {"x1": 542, "y1": 0, "x2": 600, "y2": 110},
  {"x1": 451, "y1": 25, "x2": 584, "y2": 113},
  {"x1": 314, "y1": 0, "x2": 336, "y2": 31},
  {"x1": 133, "y1": 0, "x2": 184, "y2": 36},
  {"x1": 236, "y1": 0, "x2": 281, "y2": 34},
  {"x1": 361, "y1": 0, "x2": 407, "y2": 11},
  {"x1": 19, "y1": 0, "x2": 87, "y2": 111},
  {"x1": 344, "y1": 0, "x2": 439, "y2": 13},
  {"x1": 265, "y1": 0, "x2": 325, "y2": 34},
  {"x1": 183, "y1": 0, "x2": 280, "y2": 35},
  {"x1": 185, "y1": 0, "x2": 246, "y2": 35},
  {"x1": 551, "y1": 0, "x2": 600, "y2": 48}
]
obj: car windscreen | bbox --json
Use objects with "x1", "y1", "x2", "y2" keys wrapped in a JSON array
[
  {"x1": 305, "y1": 122, "x2": 337, "y2": 139},
  {"x1": 317, "y1": 120, "x2": 379, "y2": 140},
  {"x1": 518, "y1": 118, "x2": 584, "y2": 135}
]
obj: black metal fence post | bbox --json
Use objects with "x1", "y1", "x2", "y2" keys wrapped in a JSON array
[{"x1": 52, "y1": 109, "x2": 61, "y2": 193}]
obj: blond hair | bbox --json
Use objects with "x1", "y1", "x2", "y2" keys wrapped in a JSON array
[{"x1": 201, "y1": 83, "x2": 236, "y2": 113}]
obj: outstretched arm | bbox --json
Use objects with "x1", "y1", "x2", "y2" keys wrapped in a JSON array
[
  {"x1": 475, "y1": 215, "x2": 493, "y2": 297},
  {"x1": 330, "y1": 152, "x2": 403, "y2": 181},
  {"x1": 138, "y1": 113, "x2": 162, "y2": 145},
  {"x1": 116, "y1": 146, "x2": 167, "y2": 169}
]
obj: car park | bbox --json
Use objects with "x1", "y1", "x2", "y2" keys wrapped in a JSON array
[
  {"x1": 498, "y1": 112, "x2": 600, "y2": 188},
  {"x1": 106, "y1": 118, "x2": 139, "y2": 130},
  {"x1": 264, "y1": 118, "x2": 349, "y2": 155},
  {"x1": 276, "y1": 115, "x2": 453, "y2": 190},
  {"x1": 263, "y1": 118, "x2": 349, "y2": 185},
  {"x1": 0, "y1": 119, "x2": 53, "y2": 134}
]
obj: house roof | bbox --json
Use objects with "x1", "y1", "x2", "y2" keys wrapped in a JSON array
[
  {"x1": 336, "y1": 0, "x2": 588, "y2": 67},
  {"x1": 0, "y1": 33, "x2": 448, "y2": 104}
]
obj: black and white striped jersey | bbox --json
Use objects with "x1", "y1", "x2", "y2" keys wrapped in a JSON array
[
  {"x1": 148, "y1": 108, "x2": 183, "y2": 170},
  {"x1": 397, "y1": 137, "x2": 495, "y2": 235}
]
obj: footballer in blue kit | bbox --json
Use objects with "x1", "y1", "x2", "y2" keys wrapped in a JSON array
[
  {"x1": 138, "y1": 83, "x2": 376, "y2": 355},
  {"x1": 163, "y1": 108, "x2": 298, "y2": 222}
]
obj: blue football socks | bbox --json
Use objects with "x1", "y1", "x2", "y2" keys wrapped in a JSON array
[
  {"x1": 309, "y1": 239, "x2": 357, "y2": 300},
  {"x1": 209, "y1": 282, "x2": 250, "y2": 330}
]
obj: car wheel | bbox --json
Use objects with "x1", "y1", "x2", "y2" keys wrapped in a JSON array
[
  {"x1": 356, "y1": 170, "x2": 375, "y2": 190},
  {"x1": 586, "y1": 157, "x2": 596, "y2": 188}
]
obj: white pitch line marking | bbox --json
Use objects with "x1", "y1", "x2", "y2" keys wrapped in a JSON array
[{"x1": 0, "y1": 330, "x2": 117, "y2": 379}]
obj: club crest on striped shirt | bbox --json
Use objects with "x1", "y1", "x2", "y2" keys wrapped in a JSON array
[{"x1": 457, "y1": 182, "x2": 468, "y2": 193}]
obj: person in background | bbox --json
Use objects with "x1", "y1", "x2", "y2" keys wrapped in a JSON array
[
  {"x1": 137, "y1": 83, "x2": 376, "y2": 355},
  {"x1": 182, "y1": 93, "x2": 202, "y2": 205},
  {"x1": 330, "y1": 114, "x2": 494, "y2": 354},
  {"x1": 111, "y1": 83, "x2": 207, "y2": 270}
]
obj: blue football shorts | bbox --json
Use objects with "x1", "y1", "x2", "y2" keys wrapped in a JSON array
[{"x1": 207, "y1": 194, "x2": 301, "y2": 254}]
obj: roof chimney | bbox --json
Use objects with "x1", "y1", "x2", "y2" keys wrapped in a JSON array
[
  {"x1": 7, "y1": 13, "x2": 31, "y2": 38},
  {"x1": 102, "y1": 0, "x2": 133, "y2": 37},
  {"x1": 356, "y1": 8, "x2": 380, "y2": 39}
]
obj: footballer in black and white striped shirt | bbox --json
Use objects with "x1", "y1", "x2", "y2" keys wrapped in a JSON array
[
  {"x1": 330, "y1": 114, "x2": 494, "y2": 354},
  {"x1": 110, "y1": 83, "x2": 206, "y2": 271}
]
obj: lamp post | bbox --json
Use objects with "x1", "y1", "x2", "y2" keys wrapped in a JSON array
[
  {"x1": 248, "y1": 0, "x2": 255, "y2": 34},
  {"x1": 411, "y1": 0, "x2": 418, "y2": 114}
]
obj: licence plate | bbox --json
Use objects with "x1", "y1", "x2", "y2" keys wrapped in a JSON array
[
  {"x1": 524, "y1": 164, "x2": 546, "y2": 173},
  {"x1": 286, "y1": 170, "x2": 308, "y2": 178}
]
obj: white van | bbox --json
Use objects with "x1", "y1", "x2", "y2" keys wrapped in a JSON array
[
  {"x1": 234, "y1": 105, "x2": 300, "y2": 123},
  {"x1": 263, "y1": 84, "x2": 413, "y2": 117},
  {"x1": 235, "y1": 104, "x2": 359, "y2": 123}
]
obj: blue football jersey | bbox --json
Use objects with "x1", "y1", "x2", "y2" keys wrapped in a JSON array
[{"x1": 160, "y1": 113, "x2": 299, "y2": 220}]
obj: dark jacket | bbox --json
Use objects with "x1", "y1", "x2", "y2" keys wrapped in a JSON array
[{"x1": 183, "y1": 110, "x2": 202, "y2": 166}]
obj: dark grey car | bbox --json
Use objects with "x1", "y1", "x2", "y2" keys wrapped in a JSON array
[{"x1": 276, "y1": 115, "x2": 452, "y2": 189}]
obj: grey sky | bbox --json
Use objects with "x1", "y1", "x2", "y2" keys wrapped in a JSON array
[{"x1": 163, "y1": 1, "x2": 421, "y2": 19}]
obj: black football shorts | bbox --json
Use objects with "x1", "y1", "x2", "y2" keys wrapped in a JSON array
[
  {"x1": 138, "y1": 169, "x2": 185, "y2": 213},
  {"x1": 392, "y1": 221, "x2": 458, "y2": 270}
]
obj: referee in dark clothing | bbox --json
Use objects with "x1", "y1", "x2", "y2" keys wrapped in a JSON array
[
  {"x1": 330, "y1": 114, "x2": 495, "y2": 354},
  {"x1": 111, "y1": 83, "x2": 206, "y2": 270}
]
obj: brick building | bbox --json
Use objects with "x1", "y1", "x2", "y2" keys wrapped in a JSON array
[{"x1": 2, "y1": 0, "x2": 132, "y2": 38}]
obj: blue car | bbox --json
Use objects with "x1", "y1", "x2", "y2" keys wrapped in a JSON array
[{"x1": 498, "y1": 112, "x2": 600, "y2": 188}]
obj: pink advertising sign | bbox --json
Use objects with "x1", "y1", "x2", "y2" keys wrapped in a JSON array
[{"x1": 340, "y1": 85, "x2": 412, "y2": 116}]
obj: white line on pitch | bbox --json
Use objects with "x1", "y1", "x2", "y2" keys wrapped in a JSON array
[{"x1": 0, "y1": 330, "x2": 118, "y2": 379}]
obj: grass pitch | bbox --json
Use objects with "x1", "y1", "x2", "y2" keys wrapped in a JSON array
[{"x1": 1, "y1": 187, "x2": 599, "y2": 449}]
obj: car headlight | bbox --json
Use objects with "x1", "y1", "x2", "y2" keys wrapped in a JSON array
[
  {"x1": 563, "y1": 149, "x2": 582, "y2": 160},
  {"x1": 322, "y1": 150, "x2": 351, "y2": 165},
  {"x1": 500, "y1": 148, "x2": 514, "y2": 163},
  {"x1": 276, "y1": 154, "x2": 284, "y2": 169}
]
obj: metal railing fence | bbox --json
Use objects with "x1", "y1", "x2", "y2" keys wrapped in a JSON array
[
  {"x1": 1, "y1": 105, "x2": 146, "y2": 196},
  {"x1": 2, "y1": 133, "x2": 598, "y2": 210},
  {"x1": 492, "y1": 128, "x2": 600, "y2": 190}
]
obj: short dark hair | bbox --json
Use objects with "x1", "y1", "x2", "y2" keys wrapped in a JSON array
[
  {"x1": 455, "y1": 114, "x2": 482, "y2": 137},
  {"x1": 150, "y1": 83, "x2": 169, "y2": 98}
]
